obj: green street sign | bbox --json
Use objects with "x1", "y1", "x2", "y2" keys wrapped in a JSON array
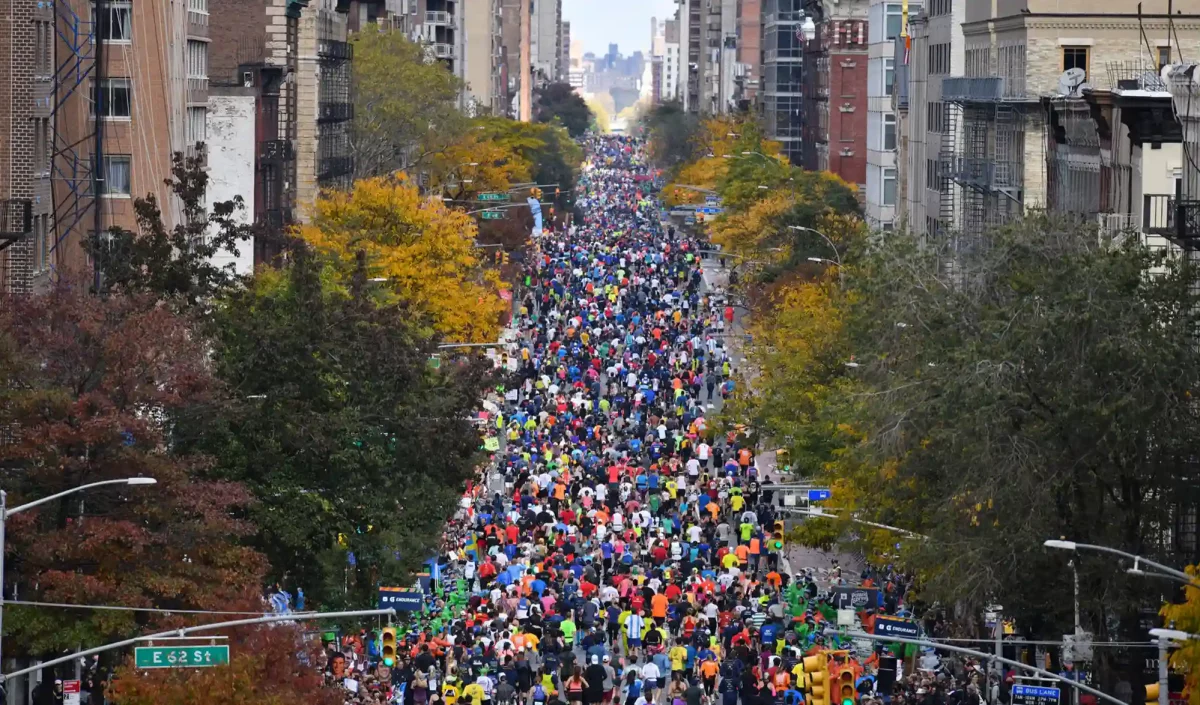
[
  {"x1": 478, "y1": 193, "x2": 510, "y2": 202},
  {"x1": 480, "y1": 210, "x2": 506, "y2": 220},
  {"x1": 135, "y1": 645, "x2": 230, "y2": 669}
]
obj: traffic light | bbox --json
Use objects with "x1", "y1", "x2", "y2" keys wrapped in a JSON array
[
  {"x1": 1145, "y1": 682, "x2": 1160, "y2": 705},
  {"x1": 836, "y1": 666, "x2": 856, "y2": 705},
  {"x1": 555, "y1": 187, "x2": 561, "y2": 197},
  {"x1": 802, "y1": 653, "x2": 829, "y2": 705},
  {"x1": 773, "y1": 520, "x2": 785, "y2": 537},
  {"x1": 381, "y1": 626, "x2": 398, "y2": 666},
  {"x1": 501, "y1": 251, "x2": 510, "y2": 265}
]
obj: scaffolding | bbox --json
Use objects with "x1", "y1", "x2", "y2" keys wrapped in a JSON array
[
  {"x1": 939, "y1": 76, "x2": 1036, "y2": 243},
  {"x1": 47, "y1": 0, "x2": 99, "y2": 280}
]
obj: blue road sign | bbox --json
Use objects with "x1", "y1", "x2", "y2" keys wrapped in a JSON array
[
  {"x1": 873, "y1": 616, "x2": 921, "y2": 638},
  {"x1": 807, "y1": 489, "x2": 832, "y2": 502},
  {"x1": 697, "y1": 206, "x2": 723, "y2": 215},
  {"x1": 378, "y1": 587, "x2": 423, "y2": 612},
  {"x1": 1012, "y1": 685, "x2": 1062, "y2": 705}
]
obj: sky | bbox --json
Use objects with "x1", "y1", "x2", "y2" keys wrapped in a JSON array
[{"x1": 563, "y1": 0, "x2": 678, "y2": 58}]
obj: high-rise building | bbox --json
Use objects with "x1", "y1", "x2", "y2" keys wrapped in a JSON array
[
  {"x1": 864, "y1": 0, "x2": 919, "y2": 231},
  {"x1": 737, "y1": 0, "x2": 763, "y2": 104},
  {"x1": 664, "y1": 19, "x2": 682, "y2": 102},
  {"x1": 800, "y1": 0, "x2": 868, "y2": 189},
  {"x1": 531, "y1": 0, "x2": 563, "y2": 85},
  {"x1": 560, "y1": 21, "x2": 571, "y2": 82},
  {"x1": 1, "y1": 0, "x2": 219, "y2": 293},
  {"x1": 761, "y1": 0, "x2": 804, "y2": 164}
]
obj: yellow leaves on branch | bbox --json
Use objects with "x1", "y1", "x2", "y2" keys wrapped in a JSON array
[
  {"x1": 709, "y1": 190, "x2": 795, "y2": 259},
  {"x1": 298, "y1": 174, "x2": 507, "y2": 343},
  {"x1": 428, "y1": 132, "x2": 533, "y2": 198},
  {"x1": 1162, "y1": 569, "x2": 1200, "y2": 705}
]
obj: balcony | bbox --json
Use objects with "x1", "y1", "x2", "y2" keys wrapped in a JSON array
[
  {"x1": 258, "y1": 139, "x2": 294, "y2": 163},
  {"x1": 317, "y1": 39, "x2": 353, "y2": 61},
  {"x1": 1144, "y1": 194, "x2": 1175, "y2": 236},
  {"x1": 425, "y1": 10, "x2": 453, "y2": 25},
  {"x1": 318, "y1": 155, "x2": 354, "y2": 181},
  {"x1": 432, "y1": 42, "x2": 453, "y2": 58},
  {"x1": 317, "y1": 102, "x2": 353, "y2": 123},
  {"x1": 261, "y1": 208, "x2": 288, "y2": 229}
]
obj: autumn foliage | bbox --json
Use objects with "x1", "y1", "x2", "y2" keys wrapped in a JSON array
[
  {"x1": 299, "y1": 173, "x2": 508, "y2": 343},
  {"x1": 0, "y1": 286, "x2": 267, "y2": 654},
  {"x1": 108, "y1": 625, "x2": 340, "y2": 705}
]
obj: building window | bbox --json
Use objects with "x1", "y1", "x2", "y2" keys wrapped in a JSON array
[
  {"x1": 885, "y1": 3, "x2": 904, "y2": 41},
  {"x1": 883, "y1": 113, "x2": 896, "y2": 151},
  {"x1": 34, "y1": 21, "x2": 53, "y2": 78},
  {"x1": 187, "y1": 40, "x2": 208, "y2": 79},
  {"x1": 883, "y1": 167, "x2": 897, "y2": 206},
  {"x1": 1063, "y1": 46, "x2": 1089, "y2": 80},
  {"x1": 927, "y1": 101, "x2": 947, "y2": 133},
  {"x1": 95, "y1": 0, "x2": 132, "y2": 42},
  {"x1": 884, "y1": 57, "x2": 895, "y2": 96},
  {"x1": 187, "y1": 0, "x2": 208, "y2": 12},
  {"x1": 1158, "y1": 46, "x2": 1172, "y2": 70},
  {"x1": 40, "y1": 215, "x2": 52, "y2": 273},
  {"x1": 930, "y1": 0, "x2": 950, "y2": 16},
  {"x1": 96, "y1": 155, "x2": 132, "y2": 197},
  {"x1": 929, "y1": 43, "x2": 950, "y2": 75},
  {"x1": 187, "y1": 106, "x2": 206, "y2": 145},
  {"x1": 90, "y1": 78, "x2": 132, "y2": 119},
  {"x1": 32, "y1": 118, "x2": 51, "y2": 175}
]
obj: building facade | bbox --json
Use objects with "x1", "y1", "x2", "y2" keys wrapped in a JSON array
[
  {"x1": 664, "y1": 19, "x2": 682, "y2": 102},
  {"x1": 762, "y1": 0, "x2": 804, "y2": 165},
  {"x1": 863, "y1": 0, "x2": 919, "y2": 230},
  {"x1": 738, "y1": 0, "x2": 763, "y2": 105},
  {"x1": 1, "y1": 0, "x2": 216, "y2": 293},
  {"x1": 800, "y1": 0, "x2": 869, "y2": 189}
]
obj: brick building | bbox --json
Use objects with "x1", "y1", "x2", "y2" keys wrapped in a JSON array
[
  {"x1": 0, "y1": 0, "x2": 211, "y2": 294},
  {"x1": 800, "y1": 0, "x2": 869, "y2": 190}
]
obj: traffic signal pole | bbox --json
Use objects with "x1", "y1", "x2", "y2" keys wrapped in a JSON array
[
  {"x1": 0, "y1": 608, "x2": 396, "y2": 684},
  {"x1": 831, "y1": 629, "x2": 1126, "y2": 705}
]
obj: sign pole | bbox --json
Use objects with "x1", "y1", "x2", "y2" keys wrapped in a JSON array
[
  {"x1": 1159, "y1": 635, "x2": 1169, "y2": 705},
  {"x1": 835, "y1": 629, "x2": 1127, "y2": 705}
]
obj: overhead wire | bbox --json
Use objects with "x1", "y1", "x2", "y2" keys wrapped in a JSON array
[{"x1": 3, "y1": 598, "x2": 271, "y2": 616}]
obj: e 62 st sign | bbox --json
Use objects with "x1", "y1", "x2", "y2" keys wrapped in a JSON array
[{"x1": 135, "y1": 645, "x2": 230, "y2": 669}]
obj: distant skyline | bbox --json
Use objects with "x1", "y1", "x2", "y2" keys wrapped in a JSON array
[{"x1": 564, "y1": 0, "x2": 677, "y2": 58}]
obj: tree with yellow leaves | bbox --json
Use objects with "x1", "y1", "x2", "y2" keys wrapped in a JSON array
[
  {"x1": 1163, "y1": 574, "x2": 1200, "y2": 705},
  {"x1": 427, "y1": 130, "x2": 534, "y2": 203},
  {"x1": 298, "y1": 173, "x2": 507, "y2": 343}
]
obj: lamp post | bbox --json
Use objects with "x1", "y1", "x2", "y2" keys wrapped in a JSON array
[
  {"x1": 1043, "y1": 539, "x2": 1196, "y2": 584},
  {"x1": 788, "y1": 225, "x2": 842, "y2": 268},
  {"x1": 0, "y1": 477, "x2": 158, "y2": 669}
]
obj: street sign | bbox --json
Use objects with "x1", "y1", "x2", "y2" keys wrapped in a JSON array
[
  {"x1": 479, "y1": 193, "x2": 510, "y2": 202},
  {"x1": 378, "y1": 586, "x2": 424, "y2": 611},
  {"x1": 874, "y1": 615, "x2": 921, "y2": 638},
  {"x1": 705, "y1": 195, "x2": 722, "y2": 207},
  {"x1": 134, "y1": 645, "x2": 230, "y2": 669},
  {"x1": 1012, "y1": 685, "x2": 1062, "y2": 705},
  {"x1": 480, "y1": 210, "x2": 506, "y2": 220},
  {"x1": 807, "y1": 489, "x2": 832, "y2": 502},
  {"x1": 62, "y1": 680, "x2": 81, "y2": 705},
  {"x1": 697, "y1": 206, "x2": 723, "y2": 215}
]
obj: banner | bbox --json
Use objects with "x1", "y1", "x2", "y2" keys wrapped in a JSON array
[
  {"x1": 378, "y1": 587, "x2": 423, "y2": 611},
  {"x1": 527, "y1": 197, "x2": 543, "y2": 237}
]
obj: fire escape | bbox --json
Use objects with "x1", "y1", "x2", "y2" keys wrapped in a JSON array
[{"x1": 317, "y1": 15, "x2": 354, "y2": 191}]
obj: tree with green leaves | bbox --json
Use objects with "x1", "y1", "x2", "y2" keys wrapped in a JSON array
[
  {"x1": 183, "y1": 249, "x2": 493, "y2": 608},
  {"x1": 534, "y1": 82, "x2": 593, "y2": 138},
  {"x1": 351, "y1": 26, "x2": 468, "y2": 177},
  {"x1": 85, "y1": 151, "x2": 253, "y2": 308}
]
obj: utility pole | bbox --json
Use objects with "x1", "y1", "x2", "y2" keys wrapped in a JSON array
[
  {"x1": 1158, "y1": 635, "x2": 1169, "y2": 705},
  {"x1": 519, "y1": 0, "x2": 532, "y2": 122}
]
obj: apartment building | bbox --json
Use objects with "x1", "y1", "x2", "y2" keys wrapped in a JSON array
[
  {"x1": 738, "y1": 0, "x2": 763, "y2": 104},
  {"x1": 1, "y1": 0, "x2": 214, "y2": 294},
  {"x1": 864, "y1": 0, "x2": 920, "y2": 230},
  {"x1": 531, "y1": 0, "x2": 562, "y2": 84},
  {"x1": 800, "y1": 0, "x2": 869, "y2": 189},
  {"x1": 924, "y1": 0, "x2": 1200, "y2": 238},
  {"x1": 664, "y1": 19, "x2": 682, "y2": 102},
  {"x1": 679, "y1": 0, "x2": 702, "y2": 112}
]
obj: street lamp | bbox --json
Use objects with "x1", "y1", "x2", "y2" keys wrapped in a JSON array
[
  {"x1": 0, "y1": 477, "x2": 158, "y2": 668},
  {"x1": 788, "y1": 225, "x2": 842, "y2": 269},
  {"x1": 1042, "y1": 539, "x2": 1196, "y2": 584}
]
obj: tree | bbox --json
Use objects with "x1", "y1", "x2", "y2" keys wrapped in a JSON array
[
  {"x1": 188, "y1": 250, "x2": 492, "y2": 608},
  {"x1": 779, "y1": 217, "x2": 1200, "y2": 639},
  {"x1": 109, "y1": 624, "x2": 341, "y2": 705},
  {"x1": 85, "y1": 151, "x2": 253, "y2": 307},
  {"x1": 428, "y1": 129, "x2": 534, "y2": 203},
  {"x1": 642, "y1": 102, "x2": 701, "y2": 170},
  {"x1": 0, "y1": 286, "x2": 266, "y2": 656},
  {"x1": 534, "y1": 82, "x2": 593, "y2": 138},
  {"x1": 474, "y1": 117, "x2": 583, "y2": 220},
  {"x1": 297, "y1": 173, "x2": 508, "y2": 343},
  {"x1": 351, "y1": 26, "x2": 468, "y2": 177}
]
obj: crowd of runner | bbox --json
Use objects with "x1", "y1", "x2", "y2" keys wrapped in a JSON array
[{"x1": 319, "y1": 135, "x2": 952, "y2": 705}]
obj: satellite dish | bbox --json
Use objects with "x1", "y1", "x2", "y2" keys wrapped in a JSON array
[{"x1": 1058, "y1": 68, "x2": 1087, "y2": 96}]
